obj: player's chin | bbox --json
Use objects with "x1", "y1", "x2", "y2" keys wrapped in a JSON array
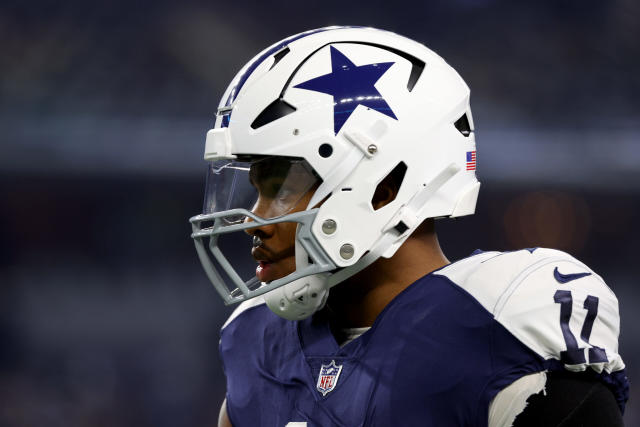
[{"x1": 256, "y1": 257, "x2": 296, "y2": 283}]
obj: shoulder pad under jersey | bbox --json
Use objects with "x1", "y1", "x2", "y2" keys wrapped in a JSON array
[
  {"x1": 436, "y1": 248, "x2": 625, "y2": 374},
  {"x1": 222, "y1": 296, "x2": 267, "y2": 330}
]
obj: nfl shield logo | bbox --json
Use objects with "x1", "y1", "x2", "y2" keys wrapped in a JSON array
[{"x1": 316, "y1": 360, "x2": 343, "y2": 396}]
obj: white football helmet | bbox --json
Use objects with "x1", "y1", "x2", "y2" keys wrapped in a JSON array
[{"x1": 190, "y1": 26, "x2": 479, "y2": 320}]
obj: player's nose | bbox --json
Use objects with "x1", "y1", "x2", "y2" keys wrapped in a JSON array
[
  {"x1": 243, "y1": 198, "x2": 275, "y2": 237},
  {"x1": 243, "y1": 218, "x2": 275, "y2": 238}
]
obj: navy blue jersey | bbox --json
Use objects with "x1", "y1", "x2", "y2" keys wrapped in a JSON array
[{"x1": 220, "y1": 249, "x2": 628, "y2": 426}]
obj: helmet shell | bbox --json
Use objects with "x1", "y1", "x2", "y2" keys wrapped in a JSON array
[{"x1": 209, "y1": 26, "x2": 479, "y2": 267}]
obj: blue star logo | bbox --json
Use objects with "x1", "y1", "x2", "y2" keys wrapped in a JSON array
[{"x1": 293, "y1": 46, "x2": 397, "y2": 134}]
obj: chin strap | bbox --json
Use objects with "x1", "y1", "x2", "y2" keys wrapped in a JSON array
[{"x1": 264, "y1": 163, "x2": 461, "y2": 321}]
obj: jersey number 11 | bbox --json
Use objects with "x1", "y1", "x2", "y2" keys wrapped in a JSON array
[{"x1": 554, "y1": 290, "x2": 608, "y2": 365}]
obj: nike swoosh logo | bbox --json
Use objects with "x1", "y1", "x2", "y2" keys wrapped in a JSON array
[{"x1": 553, "y1": 267, "x2": 592, "y2": 284}]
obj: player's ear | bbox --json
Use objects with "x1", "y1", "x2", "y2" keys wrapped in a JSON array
[
  {"x1": 371, "y1": 177, "x2": 401, "y2": 210},
  {"x1": 371, "y1": 163, "x2": 406, "y2": 210}
]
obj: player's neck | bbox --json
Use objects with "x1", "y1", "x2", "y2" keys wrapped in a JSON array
[{"x1": 326, "y1": 220, "x2": 449, "y2": 328}]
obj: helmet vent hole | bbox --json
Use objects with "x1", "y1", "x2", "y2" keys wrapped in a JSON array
[
  {"x1": 454, "y1": 113, "x2": 472, "y2": 137},
  {"x1": 251, "y1": 99, "x2": 297, "y2": 129},
  {"x1": 406, "y1": 61, "x2": 425, "y2": 92},
  {"x1": 270, "y1": 47, "x2": 290, "y2": 70},
  {"x1": 372, "y1": 162, "x2": 407, "y2": 211},
  {"x1": 318, "y1": 143, "x2": 333, "y2": 158}
]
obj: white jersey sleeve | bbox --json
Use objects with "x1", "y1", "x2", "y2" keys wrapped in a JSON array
[{"x1": 437, "y1": 248, "x2": 625, "y2": 375}]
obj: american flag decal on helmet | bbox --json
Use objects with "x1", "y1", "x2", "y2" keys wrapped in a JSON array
[
  {"x1": 466, "y1": 151, "x2": 476, "y2": 171},
  {"x1": 316, "y1": 360, "x2": 343, "y2": 396}
]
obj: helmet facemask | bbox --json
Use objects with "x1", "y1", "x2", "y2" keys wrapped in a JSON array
[{"x1": 190, "y1": 157, "x2": 336, "y2": 315}]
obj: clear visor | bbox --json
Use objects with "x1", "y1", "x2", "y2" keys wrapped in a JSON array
[
  {"x1": 202, "y1": 157, "x2": 320, "y2": 221},
  {"x1": 191, "y1": 157, "x2": 333, "y2": 305}
]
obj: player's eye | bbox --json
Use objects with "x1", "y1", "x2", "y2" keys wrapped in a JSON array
[{"x1": 254, "y1": 179, "x2": 284, "y2": 198}]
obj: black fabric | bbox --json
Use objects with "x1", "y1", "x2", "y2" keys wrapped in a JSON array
[
  {"x1": 512, "y1": 371, "x2": 624, "y2": 427},
  {"x1": 250, "y1": 99, "x2": 296, "y2": 129}
]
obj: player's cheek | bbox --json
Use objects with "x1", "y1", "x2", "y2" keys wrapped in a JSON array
[
  {"x1": 277, "y1": 222, "x2": 298, "y2": 245},
  {"x1": 280, "y1": 256, "x2": 297, "y2": 277}
]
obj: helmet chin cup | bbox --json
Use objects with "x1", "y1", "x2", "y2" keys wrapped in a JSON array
[
  {"x1": 264, "y1": 273, "x2": 330, "y2": 320},
  {"x1": 265, "y1": 228, "x2": 329, "y2": 320}
]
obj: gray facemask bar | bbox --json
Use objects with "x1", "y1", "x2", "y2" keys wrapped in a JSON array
[{"x1": 190, "y1": 207, "x2": 337, "y2": 305}]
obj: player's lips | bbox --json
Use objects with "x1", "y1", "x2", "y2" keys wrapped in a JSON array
[
  {"x1": 256, "y1": 260, "x2": 275, "y2": 282},
  {"x1": 251, "y1": 246, "x2": 295, "y2": 282},
  {"x1": 251, "y1": 247, "x2": 277, "y2": 282},
  {"x1": 251, "y1": 242, "x2": 296, "y2": 282}
]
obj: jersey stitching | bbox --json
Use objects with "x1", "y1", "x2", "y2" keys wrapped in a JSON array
[
  {"x1": 494, "y1": 256, "x2": 576, "y2": 360},
  {"x1": 492, "y1": 256, "x2": 566, "y2": 316},
  {"x1": 436, "y1": 251, "x2": 500, "y2": 276}
]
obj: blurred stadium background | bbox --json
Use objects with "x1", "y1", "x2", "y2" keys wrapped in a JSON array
[{"x1": 1, "y1": 0, "x2": 638, "y2": 425}]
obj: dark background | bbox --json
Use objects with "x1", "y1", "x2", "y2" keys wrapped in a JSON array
[{"x1": 1, "y1": 0, "x2": 638, "y2": 425}]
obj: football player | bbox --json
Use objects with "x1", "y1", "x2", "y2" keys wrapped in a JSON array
[{"x1": 189, "y1": 27, "x2": 628, "y2": 426}]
